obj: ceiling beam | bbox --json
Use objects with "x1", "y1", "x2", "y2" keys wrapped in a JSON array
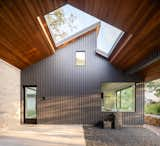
[
  {"x1": 127, "y1": 49, "x2": 160, "y2": 74},
  {"x1": 37, "y1": 16, "x2": 56, "y2": 53},
  {"x1": 110, "y1": 34, "x2": 133, "y2": 62}
]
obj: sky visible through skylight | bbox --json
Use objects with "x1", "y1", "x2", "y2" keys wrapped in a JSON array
[{"x1": 45, "y1": 4, "x2": 124, "y2": 57}]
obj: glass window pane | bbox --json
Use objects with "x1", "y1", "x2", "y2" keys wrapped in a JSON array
[
  {"x1": 25, "y1": 87, "x2": 37, "y2": 119},
  {"x1": 45, "y1": 4, "x2": 99, "y2": 46},
  {"x1": 76, "y1": 51, "x2": 85, "y2": 66},
  {"x1": 117, "y1": 91, "x2": 121, "y2": 109},
  {"x1": 102, "y1": 91, "x2": 117, "y2": 112},
  {"x1": 44, "y1": 4, "x2": 124, "y2": 57},
  {"x1": 97, "y1": 21, "x2": 124, "y2": 56},
  {"x1": 101, "y1": 83, "x2": 135, "y2": 112},
  {"x1": 120, "y1": 86, "x2": 135, "y2": 112}
]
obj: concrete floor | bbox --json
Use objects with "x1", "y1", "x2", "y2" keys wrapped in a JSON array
[
  {"x1": 1, "y1": 124, "x2": 160, "y2": 146},
  {"x1": 0, "y1": 125, "x2": 86, "y2": 146},
  {"x1": 84, "y1": 126, "x2": 160, "y2": 146}
]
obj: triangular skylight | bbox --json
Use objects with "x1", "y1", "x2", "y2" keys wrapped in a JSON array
[{"x1": 44, "y1": 4, "x2": 124, "y2": 57}]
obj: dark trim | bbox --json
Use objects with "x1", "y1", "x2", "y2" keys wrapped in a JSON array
[
  {"x1": 24, "y1": 119, "x2": 37, "y2": 124},
  {"x1": 116, "y1": 91, "x2": 118, "y2": 109},
  {"x1": 23, "y1": 85, "x2": 37, "y2": 124}
]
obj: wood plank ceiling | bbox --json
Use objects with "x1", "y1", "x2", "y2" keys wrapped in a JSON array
[
  {"x1": 0, "y1": 0, "x2": 160, "y2": 81},
  {"x1": 0, "y1": 0, "x2": 65, "y2": 69},
  {"x1": 138, "y1": 59, "x2": 160, "y2": 81},
  {"x1": 68, "y1": 0, "x2": 160, "y2": 70}
]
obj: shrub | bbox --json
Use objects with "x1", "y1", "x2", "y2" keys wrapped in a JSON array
[{"x1": 145, "y1": 103, "x2": 160, "y2": 115}]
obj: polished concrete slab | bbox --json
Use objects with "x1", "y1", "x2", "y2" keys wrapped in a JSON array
[{"x1": 0, "y1": 125, "x2": 86, "y2": 146}]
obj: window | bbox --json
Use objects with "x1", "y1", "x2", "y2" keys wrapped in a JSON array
[
  {"x1": 76, "y1": 51, "x2": 85, "y2": 66},
  {"x1": 103, "y1": 92, "x2": 117, "y2": 112},
  {"x1": 44, "y1": 4, "x2": 98, "y2": 47},
  {"x1": 97, "y1": 21, "x2": 124, "y2": 57},
  {"x1": 44, "y1": 4, "x2": 124, "y2": 57},
  {"x1": 24, "y1": 87, "x2": 37, "y2": 119},
  {"x1": 101, "y1": 82, "x2": 135, "y2": 112},
  {"x1": 116, "y1": 86, "x2": 135, "y2": 112}
]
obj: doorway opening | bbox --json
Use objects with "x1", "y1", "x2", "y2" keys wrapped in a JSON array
[{"x1": 24, "y1": 86, "x2": 37, "y2": 124}]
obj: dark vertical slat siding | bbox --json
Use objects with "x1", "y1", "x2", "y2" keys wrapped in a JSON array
[
  {"x1": 122, "y1": 82, "x2": 144, "y2": 125},
  {"x1": 22, "y1": 31, "x2": 144, "y2": 125}
]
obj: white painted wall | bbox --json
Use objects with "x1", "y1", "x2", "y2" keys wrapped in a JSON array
[{"x1": 0, "y1": 59, "x2": 21, "y2": 129}]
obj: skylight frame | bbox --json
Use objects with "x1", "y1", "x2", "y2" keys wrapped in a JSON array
[
  {"x1": 54, "y1": 22, "x2": 100, "y2": 47},
  {"x1": 44, "y1": 4, "x2": 100, "y2": 47},
  {"x1": 44, "y1": 4, "x2": 125, "y2": 58},
  {"x1": 96, "y1": 30, "x2": 124, "y2": 58}
]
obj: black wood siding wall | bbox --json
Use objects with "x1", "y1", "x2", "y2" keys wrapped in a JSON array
[{"x1": 21, "y1": 31, "x2": 144, "y2": 125}]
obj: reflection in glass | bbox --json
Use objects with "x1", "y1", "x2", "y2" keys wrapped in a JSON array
[
  {"x1": 25, "y1": 87, "x2": 37, "y2": 119},
  {"x1": 45, "y1": 4, "x2": 98, "y2": 46},
  {"x1": 45, "y1": 4, "x2": 124, "y2": 56},
  {"x1": 76, "y1": 51, "x2": 85, "y2": 66},
  {"x1": 101, "y1": 82, "x2": 135, "y2": 112}
]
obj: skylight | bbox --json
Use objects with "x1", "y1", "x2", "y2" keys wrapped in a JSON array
[
  {"x1": 44, "y1": 4, "x2": 124, "y2": 57},
  {"x1": 97, "y1": 21, "x2": 124, "y2": 57},
  {"x1": 44, "y1": 4, "x2": 99, "y2": 46}
]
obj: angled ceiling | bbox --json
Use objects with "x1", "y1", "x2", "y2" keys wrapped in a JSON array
[
  {"x1": 0, "y1": 0, "x2": 160, "y2": 81},
  {"x1": 67, "y1": 0, "x2": 160, "y2": 69},
  {"x1": 138, "y1": 59, "x2": 160, "y2": 81},
  {"x1": 0, "y1": 0, "x2": 65, "y2": 69}
]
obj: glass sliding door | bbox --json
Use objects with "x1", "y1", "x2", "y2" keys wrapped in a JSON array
[{"x1": 24, "y1": 86, "x2": 37, "y2": 124}]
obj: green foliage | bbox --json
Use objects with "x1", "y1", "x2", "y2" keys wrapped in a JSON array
[
  {"x1": 27, "y1": 110, "x2": 36, "y2": 118},
  {"x1": 146, "y1": 79, "x2": 160, "y2": 97},
  {"x1": 117, "y1": 86, "x2": 135, "y2": 112},
  {"x1": 121, "y1": 87, "x2": 133, "y2": 110},
  {"x1": 145, "y1": 103, "x2": 160, "y2": 115},
  {"x1": 46, "y1": 8, "x2": 77, "y2": 41}
]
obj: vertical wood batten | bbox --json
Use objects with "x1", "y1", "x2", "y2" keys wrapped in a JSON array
[{"x1": 21, "y1": 31, "x2": 144, "y2": 125}]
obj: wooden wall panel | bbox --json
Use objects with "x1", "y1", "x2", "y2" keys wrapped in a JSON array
[
  {"x1": 68, "y1": 0, "x2": 160, "y2": 71},
  {"x1": 22, "y1": 31, "x2": 144, "y2": 125},
  {"x1": 0, "y1": 0, "x2": 160, "y2": 73},
  {"x1": 139, "y1": 60, "x2": 160, "y2": 81},
  {"x1": 37, "y1": 94, "x2": 101, "y2": 124},
  {"x1": 0, "y1": 0, "x2": 66, "y2": 69},
  {"x1": 122, "y1": 82, "x2": 144, "y2": 125},
  {"x1": 128, "y1": 49, "x2": 160, "y2": 81}
]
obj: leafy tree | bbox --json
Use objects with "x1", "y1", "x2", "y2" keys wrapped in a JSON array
[
  {"x1": 46, "y1": 8, "x2": 77, "y2": 42},
  {"x1": 146, "y1": 79, "x2": 160, "y2": 97},
  {"x1": 120, "y1": 87, "x2": 134, "y2": 111}
]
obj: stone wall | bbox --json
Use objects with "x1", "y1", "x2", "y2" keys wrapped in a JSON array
[
  {"x1": 115, "y1": 112, "x2": 123, "y2": 128},
  {"x1": 145, "y1": 114, "x2": 160, "y2": 126},
  {"x1": 0, "y1": 59, "x2": 21, "y2": 129}
]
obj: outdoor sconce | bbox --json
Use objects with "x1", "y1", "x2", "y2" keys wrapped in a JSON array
[{"x1": 41, "y1": 96, "x2": 46, "y2": 101}]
